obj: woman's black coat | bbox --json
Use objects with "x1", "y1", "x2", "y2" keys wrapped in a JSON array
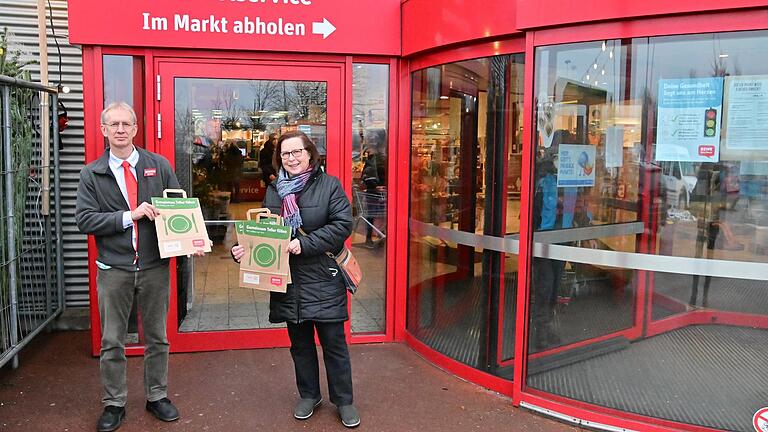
[{"x1": 263, "y1": 166, "x2": 353, "y2": 323}]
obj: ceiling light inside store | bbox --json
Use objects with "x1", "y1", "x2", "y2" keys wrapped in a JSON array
[
  {"x1": 602, "y1": 69, "x2": 605, "y2": 75},
  {"x1": 719, "y1": 54, "x2": 729, "y2": 58},
  {"x1": 593, "y1": 63, "x2": 598, "y2": 69},
  {"x1": 440, "y1": 95, "x2": 449, "y2": 100},
  {"x1": 602, "y1": 41, "x2": 606, "y2": 51},
  {"x1": 609, "y1": 51, "x2": 613, "y2": 59},
  {"x1": 586, "y1": 74, "x2": 590, "y2": 80}
]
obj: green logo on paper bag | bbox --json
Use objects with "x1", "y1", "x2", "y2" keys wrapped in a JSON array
[
  {"x1": 167, "y1": 214, "x2": 193, "y2": 234},
  {"x1": 252, "y1": 244, "x2": 277, "y2": 267}
]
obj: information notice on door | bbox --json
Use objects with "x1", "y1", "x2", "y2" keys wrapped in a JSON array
[
  {"x1": 68, "y1": 0, "x2": 400, "y2": 56},
  {"x1": 655, "y1": 77, "x2": 724, "y2": 162},
  {"x1": 723, "y1": 75, "x2": 768, "y2": 151}
]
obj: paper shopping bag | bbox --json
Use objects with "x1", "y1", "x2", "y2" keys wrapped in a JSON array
[
  {"x1": 152, "y1": 189, "x2": 211, "y2": 258},
  {"x1": 235, "y1": 208, "x2": 291, "y2": 292}
]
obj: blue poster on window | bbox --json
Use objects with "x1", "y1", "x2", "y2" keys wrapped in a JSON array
[
  {"x1": 556, "y1": 144, "x2": 596, "y2": 187},
  {"x1": 656, "y1": 77, "x2": 724, "y2": 162}
]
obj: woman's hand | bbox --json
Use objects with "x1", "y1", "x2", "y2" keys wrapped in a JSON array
[
  {"x1": 231, "y1": 244, "x2": 245, "y2": 262},
  {"x1": 287, "y1": 238, "x2": 302, "y2": 255}
]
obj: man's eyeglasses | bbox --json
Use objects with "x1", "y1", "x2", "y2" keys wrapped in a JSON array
[
  {"x1": 280, "y1": 148, "x2": 306, "y2": 159},
  {"x1": 103, "y1": 121, "x2": 135, "y2": 130}
]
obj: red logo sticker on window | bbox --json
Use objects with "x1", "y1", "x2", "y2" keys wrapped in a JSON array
[
  {"x1": 192, "y1": 239, "x2": 205, "y2": 247},
  {"x1": 144, "y1": 168, "x2": 157, "y2": 177},
  {"x1": 270, "y1": 277, "x2": 283, "y2": 286},
  {"x1": 698, "y1": 145, "x2": 716, "y2": 158},
  {"x1": 753, "y1": 407, "x2": 768, "y2": 432}
]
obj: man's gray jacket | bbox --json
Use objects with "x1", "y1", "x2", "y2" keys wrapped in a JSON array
[{"x1": 76, "y1": 147, "x2": 181, "y2": 271}]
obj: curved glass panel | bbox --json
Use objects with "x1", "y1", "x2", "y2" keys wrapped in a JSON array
[
  {"x1": 408, "y1": 54, "x2": 525, "y2": 379},
  {"x1": 527, "y1": 31, "x2": 768, "y2": 432}
]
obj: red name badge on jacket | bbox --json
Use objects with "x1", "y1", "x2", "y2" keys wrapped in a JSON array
[{"x1": 144, "y1": 168, "x2": 157, "y2": 177}]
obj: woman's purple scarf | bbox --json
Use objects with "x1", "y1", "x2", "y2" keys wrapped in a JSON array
[{"x1": 276, "y1": 166, "x2": 313, "y2": 233}]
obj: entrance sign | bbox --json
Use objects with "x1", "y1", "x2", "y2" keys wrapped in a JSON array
[
  {"x1": 68, "y1": 0, "x2": 400, "y2": 55},
  {"x1": 655, "y1": 77, "x2": 724, "y2": 162}
]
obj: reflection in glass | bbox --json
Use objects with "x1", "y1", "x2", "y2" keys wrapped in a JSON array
[
  {"x1": 350, "y1": 64, "x2": 389, "y2": 334},
  {"x1": 103, "y1": 55, "x2": 145, "y2": 147},
  {"x1": 527, "y1": 31, "x2": 768, "y2": 432},
  {"x1": 173, "y1": 77, "x2": 327, "y2": 332},
  {"x1": 408, "y1": 54, "x2": 524, "y2": 379}
]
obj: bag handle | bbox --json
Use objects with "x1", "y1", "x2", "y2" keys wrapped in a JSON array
[
  {"x1": 162, "y1": 189, "x2": 187, "y2": 198},
  {"x1": 246, "y1": 208, "x2": 271, "y2": 221}
]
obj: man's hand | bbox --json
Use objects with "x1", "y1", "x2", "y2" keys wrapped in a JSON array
[
  {"x1": 231, "y1": 244, "x2": 245, "y2": 262},
  {"x1": 287, "y1": 238, "x2": 302, "y2": 255},
  {"x1": 131, "y1": 202, "x2": 160, "y2": 221}
]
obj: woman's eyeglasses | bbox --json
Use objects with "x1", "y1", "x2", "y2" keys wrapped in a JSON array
[{"x1": 280, "y1": 148, "x2": 306, "y2": 159}]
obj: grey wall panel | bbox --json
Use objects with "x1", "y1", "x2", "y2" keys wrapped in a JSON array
[{"x1": 1, "y1": 0, "x2": 89, "y2": 308}]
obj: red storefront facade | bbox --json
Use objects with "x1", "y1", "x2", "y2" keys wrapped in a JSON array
[{"x1": 69, "y1": 1, "x2": 768, "y2": 431}]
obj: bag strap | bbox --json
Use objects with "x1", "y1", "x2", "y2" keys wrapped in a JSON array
[{"x1": 297, "y1": 227, "x2": 339, "y2": 259}]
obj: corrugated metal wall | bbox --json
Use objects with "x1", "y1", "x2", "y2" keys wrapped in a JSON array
[{"x1": 1, "y1": 0, "x2": 88, "y2": 308}]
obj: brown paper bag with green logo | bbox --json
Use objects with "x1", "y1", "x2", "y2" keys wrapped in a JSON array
[
  {"x1": 152, "y1": 189, "x2": 211, "y2": 258},
  {"x1": 235, "y1": 208, "x2": 291, "y2": 292}
]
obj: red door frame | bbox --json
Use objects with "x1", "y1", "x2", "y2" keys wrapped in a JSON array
[
  {"x1": 510, "y1": 8, "x2": 768, "y2": 432},
  {"x1": 83, "y1": 47, "x2": 400, "y2": 356},
  {"x1": 156, "y1": 59, "x2": 344, "y2": 352},
  {"x1": 346, "y1": 56, "x2": 402, "y2": 344}
]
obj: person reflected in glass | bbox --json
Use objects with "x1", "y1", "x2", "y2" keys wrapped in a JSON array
[
  {"x1": 360, "y1": 148, "x2": 385, "y2": 248},
  {"x1": 222, "y1": 142, "x2": 244, "y2": 202},
  {"x1": 531, "y1": 158, "x2": 565, "y2": 350},
  {"x1": 230, "y1": 131, "x2": 360, "y2": 428},
  {"x1": 260, "y1": 133, "x2": 278, "y2": 186}
]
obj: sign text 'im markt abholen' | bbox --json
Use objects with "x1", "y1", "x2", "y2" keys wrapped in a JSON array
[{"x1": 67, "y1": 0, "x2": 400, "y2": 56}]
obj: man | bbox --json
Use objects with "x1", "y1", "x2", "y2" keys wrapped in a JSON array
[{"x1": 76, "y1": 102, "x2": 190, "y2": 431}]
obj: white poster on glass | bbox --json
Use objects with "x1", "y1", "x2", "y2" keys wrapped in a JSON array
[
  {"x1": 557, "y1": 144, "x2": 596, "y2": 187},
  {"x1": 655, "y1": 77, "x2": 724, "y2": 162},
  {"x1": 723, "y1": 75, "x2": 768, "y2": 151},
  {"x1": 605, "y1": 126, "x2": 624, "y2": 168}
]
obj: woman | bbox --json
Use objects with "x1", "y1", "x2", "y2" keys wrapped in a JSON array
[{"x1": 231, "y1": 131, "x2": 359, "y2": 428}]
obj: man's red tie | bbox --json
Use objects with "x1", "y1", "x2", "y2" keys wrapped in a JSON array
[{"x1": 122, "y1": 161, "x2": 139, "y2": 263}]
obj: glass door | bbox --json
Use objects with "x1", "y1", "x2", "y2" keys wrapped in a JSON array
[{"x1": 156, "y1": 59, "x2": 343, "y2": 351}]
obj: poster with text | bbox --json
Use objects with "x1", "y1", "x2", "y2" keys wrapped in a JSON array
[
  {"x1": 557, "y1": 144, "x2": 596, "y2": 187},
  {"x1": 655, "y1": 77, "x2": 724, "y2": 162},
  {"x1": 723, "y1": 75, "x2": 768, "y2": 151}
]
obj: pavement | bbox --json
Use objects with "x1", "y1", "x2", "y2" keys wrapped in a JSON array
[{"x1": 0, "y1": 330, "x2": 580, "y2": 432}]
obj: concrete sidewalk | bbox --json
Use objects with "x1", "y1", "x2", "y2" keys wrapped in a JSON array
[{"x1": 0, "y1": 331, "x2": 579, "y2": 432}]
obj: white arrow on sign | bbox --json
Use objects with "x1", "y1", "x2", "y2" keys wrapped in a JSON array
[{"x1": 312, "y1": 18, "x2": 336, "y2": 39}]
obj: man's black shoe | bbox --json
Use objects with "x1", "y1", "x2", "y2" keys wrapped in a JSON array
[
  {"x1": 97, "y1": 405, "x2": 125, "y2": 432},
  {"x1": 145, "y1": 397, "x2": 180, "y2": 422}
]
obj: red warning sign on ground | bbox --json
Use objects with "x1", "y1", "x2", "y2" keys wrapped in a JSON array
[{"x1": 754, "y1": 407, "x2": 768, "y2": 432}]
